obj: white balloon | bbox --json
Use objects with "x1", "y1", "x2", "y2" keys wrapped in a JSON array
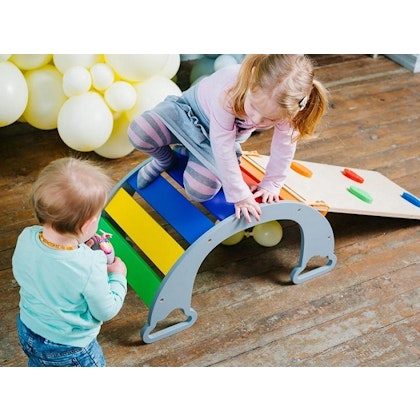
[
  {"x1": 158, "y1": 54, "x2": 181, "y2": 79},
  {"x1": 53, "y1": 54, "x2": 102, "y2": 74},
  {"x1": 104, "y1": 81, "x2": 137, "y2": 112},
  {"x1": 214, "y1": 54, "x2": 238, "y2": 71},
  {"x1": 10, "y1": 54, "x2": 52, "y2": 70},
  {"x1": 126, "y1": 75, "x2": 182, "y2": 121},
  {"x1": 23, "y1": 65, "x2": 67, "y2": 130},
  {"x1": 0, "y1": 61, "x2": 28, "y2": 127},
  {"x1": 94, "y1": 114, "x2": 134, "y2": 159},
  {"x1": 62, "y1": 66, "x2": 92, "y2": 97},
  {"x1": 104, "y1": 54, "x2": 170, "y2": 82},
  {"x1": 57, "y1": 92, "x2": 113, "y2": 152},
  {"x1": 90, "y1": 63, "x2": 114, "y2": 91}
]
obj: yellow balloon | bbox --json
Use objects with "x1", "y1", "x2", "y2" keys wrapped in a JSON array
[
  {"x1": 62, "y1": 66, "x2": 92, "y2": 97},
  {"x1": 0, "y1": 61, "x2": 28, "y2": 127},
  {"x1": 90, "y1": 63, "x2": 114, "y2": 91},
  {"x1": 53, "y1": 54, "x2": 102, "y2": 73},
  {"x1": 94, "y1": 114, "x2": 135, "y2": 159},
  {"x1": 57, "y1": 92, "x2": 113, "y2": 152},
  {"x1": 10, "y1": 54, "x2": 52, "y2": 70},
  {"x1": 23, "y1": 65, "x2": 67, "y2": 130},
  {"x1": 104, "y1": 81, "x2": 137, "y2": 112},
  {"x1": 126, "y1": 75, "x2": 182, "y2": 121},
  {"x1": 158, "y1": 54, "x2": 181, "y2": 79},
  {"x1": 222, "y1": 230, "x2": 245, "y2": 246},
  {"x1": 252, "y1": 221, "x2": 283, "y2": 247},
  {"x1": 214, "y1": 220, "x2": 245, "y2": 246},
  {"x1": 105, "y1": 54, "x2": 171, "y2": 82}
]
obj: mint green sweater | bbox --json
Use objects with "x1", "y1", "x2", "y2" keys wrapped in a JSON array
[{"x1": 12, "y1": 226, "x2": 127, "y2": 347}]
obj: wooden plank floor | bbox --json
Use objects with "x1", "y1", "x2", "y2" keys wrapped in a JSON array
[{"x1": 0, "y1": 55, "x2": 419, "y2": 367}]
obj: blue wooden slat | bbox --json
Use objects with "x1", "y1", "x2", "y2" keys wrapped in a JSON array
[
  {"x1": 167, "y1": 154, "x2": 235, "y2": 221},
  {"x1": 201, "y1": 190, "x2": 235, "y2": 221},
  {"x1": 127, "y1": 169, "x2": 214, "y2": 244}
]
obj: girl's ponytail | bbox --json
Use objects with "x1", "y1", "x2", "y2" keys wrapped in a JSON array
[{"x1": 293, "y1": 79, "x2": 329, "y2": 139}]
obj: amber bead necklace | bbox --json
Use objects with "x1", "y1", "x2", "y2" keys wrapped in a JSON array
[{"x1": 39, "y1": 232, "x2": 78, "y2": 251}]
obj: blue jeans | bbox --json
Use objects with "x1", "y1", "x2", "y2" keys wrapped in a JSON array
[{"x1": 17, "y1": 315, "x2": 106, "y2": 367}]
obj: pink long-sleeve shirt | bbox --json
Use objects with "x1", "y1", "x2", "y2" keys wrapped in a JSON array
[{"x1": 197, "y1": 64, "x2": 297, "y2": 203}]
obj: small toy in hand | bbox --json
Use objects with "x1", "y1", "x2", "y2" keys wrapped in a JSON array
[{"x1": 90, "y1": 230, "x2": 115, "y2": 264}]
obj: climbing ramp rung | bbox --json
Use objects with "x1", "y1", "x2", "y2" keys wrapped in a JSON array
[
  {"x1": 105, "y1": 188, "x2": 184, "y2": 275},
  {"x1": 98, "y1": 217, "x2": 160, "y2": 307},
  {"x1": 126, "y1": 170, "x2": 214, "y2": 244}
]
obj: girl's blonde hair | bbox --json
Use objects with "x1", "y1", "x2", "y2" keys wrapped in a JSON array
[
  {"x1": 228, "y1": 54, "x2": 329, "y2": 140},
  {"x1": 30, "y1": 157, "x2": 113, "y2": 235}
]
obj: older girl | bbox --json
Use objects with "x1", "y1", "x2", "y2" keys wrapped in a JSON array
[{"x1": 128, "y1": 54, "x2": 328, "y2": 222}]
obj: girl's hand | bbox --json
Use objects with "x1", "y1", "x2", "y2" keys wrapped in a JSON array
[
  {"x1": 107, "y1": 256, "x2": 127, "y2": 276},
  {"x1": 234, "y1": 195, "x2": 262, "y2": 223},
  {"x1": 251, "y1": 185, "x2": 280, "y2": 204}
]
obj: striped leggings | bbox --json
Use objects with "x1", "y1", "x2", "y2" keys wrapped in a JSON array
[{"x1": 128, "y1": 111, "x2": 222, "y2": 202}]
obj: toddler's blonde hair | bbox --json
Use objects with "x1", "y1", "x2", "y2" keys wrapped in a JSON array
[{"x1": 30, "y1": 157, "x2": 113, "y2": 235}]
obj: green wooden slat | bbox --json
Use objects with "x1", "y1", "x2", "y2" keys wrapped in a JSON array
[{"x1": 99, "y1": 216, "x2": 161, "y2": 307}]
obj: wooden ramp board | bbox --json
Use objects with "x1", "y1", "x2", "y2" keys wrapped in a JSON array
[{"x1": 245, "y1": 154, "x2": 420, "y2": 220}]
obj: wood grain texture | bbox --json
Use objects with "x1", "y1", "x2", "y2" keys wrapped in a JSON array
[{"x1": 0, "y1": 55, "x2": 419, "y2": 367}]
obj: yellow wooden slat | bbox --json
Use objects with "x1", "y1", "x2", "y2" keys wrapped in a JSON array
[{"x1": 105, "y1": 189, "x2": 184, "y2": 274}]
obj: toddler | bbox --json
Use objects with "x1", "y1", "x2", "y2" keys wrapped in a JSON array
[{"x1": 12, "y1": 157, "x2": 127, "y2": 367}]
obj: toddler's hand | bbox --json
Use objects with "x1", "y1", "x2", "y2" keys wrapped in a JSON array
[
  {"x1": 251, "y1": 186, "x2": 279, "y2": 204},
  {"x1": 107, "y1": 256, "x2": 127, "y2": 276},
  {"x1": 234, "y1": 195, "x2": 261, "y2": 223}
]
